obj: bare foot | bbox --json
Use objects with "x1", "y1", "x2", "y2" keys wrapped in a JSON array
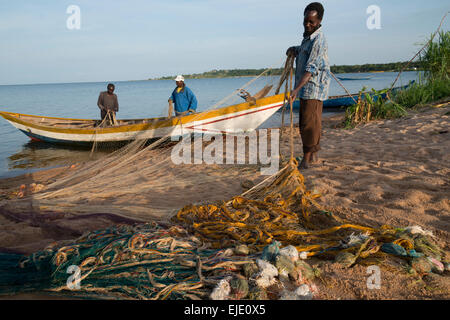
[
  {"x1": 298, "y1": 158, "x2": 309, "y2": 169},
  {"x1": 311, "y1": 152, "x2": 319, "y2": 164},
  {"x1": 298, "y1": 152, "x2": 311, "y2": 169}
]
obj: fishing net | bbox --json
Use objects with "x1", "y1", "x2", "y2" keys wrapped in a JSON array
[
  {"x1": 0, "y1": 160, "x2": 445, "y2": 299},
  {"x1": 0, "y1": 222, "x2": 254, "y2": 299},
  {"x1": 1, "y1": 65, "x2": 285, "y2": 221}
]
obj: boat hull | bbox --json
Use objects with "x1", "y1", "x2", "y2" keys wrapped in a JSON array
[
  {"x1": 336, "y1": 76, "x2": 373, "y2": 81},
  {"x1": 291, "y1": 95, "x2": 357, "y2": 109},
  {"x1": 291, "y1": 82, "x2": 414, "y2": 109}
]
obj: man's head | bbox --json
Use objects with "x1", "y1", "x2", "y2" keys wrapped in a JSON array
[
  {"x1": 107, "y1": 83, "x2": 115, "y2": 94},
  {"x1": 174, "y1": 75, "x2": 185, "y2": 88},
  {"x1": 303, "y1": 2, "x2": 324, "y2": 37}
]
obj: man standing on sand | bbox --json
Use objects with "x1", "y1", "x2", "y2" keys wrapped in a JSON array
[
  {"x1": 287, "y1": 2, "x2": 331, "y2": 169},
  {"x1": 97, "y1": 83, "x2": 119, "y2": 123},
  {"x1": 168, "y1": 75, "x2": 198, "y2": 117}
]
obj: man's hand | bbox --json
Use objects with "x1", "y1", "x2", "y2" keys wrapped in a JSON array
[
  {"x1": 187, "y1": 109, "x2": 196, "y2": 114},
  {"x1": 289, "y1": 88, "x2": 300, "y2": 105},
  {"x1": 289, "y1": 72, "x2": 312, "y2": 104},
  {"x1": 286, "y1": 46, "x2": 296, "y2": 56},
  {"x1": 168, "y1": 100, "x2": 174, "y2": 118}
]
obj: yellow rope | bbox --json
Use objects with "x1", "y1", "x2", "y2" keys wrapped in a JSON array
[{"x1": 173, "y1": 161, "x2": 396, "y2": 260}]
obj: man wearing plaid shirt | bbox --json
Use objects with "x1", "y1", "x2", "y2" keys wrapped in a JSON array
[{"x1": 287, "y1": 2, "x2": 330, "y2": 169}]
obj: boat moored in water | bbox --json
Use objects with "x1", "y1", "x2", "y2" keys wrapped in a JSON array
[{"x1": 0, "y1": 93, "x2": 286, "y2": 146}]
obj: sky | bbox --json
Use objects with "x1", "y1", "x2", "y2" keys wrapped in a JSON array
[{"x1": 0, "y1": 0, "x2": 448, "y2": 85}]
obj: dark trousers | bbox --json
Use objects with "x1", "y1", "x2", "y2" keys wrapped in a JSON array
[{"x1": 299, "y1": 99, "x2": 323, "y2": 154}]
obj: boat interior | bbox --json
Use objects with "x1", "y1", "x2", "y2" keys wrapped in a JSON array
[{"x1": 4, "y1": 112, "x2": 171, "y2": 129}]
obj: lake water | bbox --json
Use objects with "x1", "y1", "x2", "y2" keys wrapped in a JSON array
[{"x1": 0, "y1": 71, "x2": 418, "y2": 178}]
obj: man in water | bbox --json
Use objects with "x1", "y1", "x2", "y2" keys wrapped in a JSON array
[
  {"x1": 97, "y1": 83, "x2": 119, "y2": 124},
  {"x1": 168, "y1": 75, "x2": 198, "y2": 117},
  {"x1": 287, "y1": 2, "x2": 330, "y2": 169}
]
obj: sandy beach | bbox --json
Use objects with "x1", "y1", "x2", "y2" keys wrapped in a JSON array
[{"x1": 0, "y1": 101, "x2": 449, "y2": 299}]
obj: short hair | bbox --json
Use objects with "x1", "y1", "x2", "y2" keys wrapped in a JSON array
[
  {"x1": 304, "y1": 2, "x2": 324, "y2": 20},
  {"x1": 107, "y1": 83, "x2": 115, "y2": 89}
]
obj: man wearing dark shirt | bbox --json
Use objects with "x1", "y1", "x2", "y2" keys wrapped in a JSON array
[{"x1": 97, "y1": 83, "x2": 119, "y2": 122}]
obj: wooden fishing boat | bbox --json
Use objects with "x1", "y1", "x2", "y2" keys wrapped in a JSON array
[
  {"x1": 292, "y1": 81, "x2": 414, "y2": 109},
  {"x1": 336, "y1": 76, "x2": 373, "y2": 81},
  {"x1": 0, "y1": 93, "x2": 286, "y2": 146}
]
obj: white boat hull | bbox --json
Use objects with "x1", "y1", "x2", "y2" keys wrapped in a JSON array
[{"x1": 0, "y1": 94, "x2": 286, "y2": 146}]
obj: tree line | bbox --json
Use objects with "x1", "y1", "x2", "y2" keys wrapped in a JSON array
[{"x1": 152, "y1": 61, "x2": 421, "y2": 80}]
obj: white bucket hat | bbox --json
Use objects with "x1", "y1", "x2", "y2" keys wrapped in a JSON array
[{"x1": 174, "y1": 75, "x2": 184, "y2": 82}]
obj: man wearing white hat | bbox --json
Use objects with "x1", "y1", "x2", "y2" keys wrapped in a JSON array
[{"x1": 168, "y1": 75, "x2": 198, "y2": 117}]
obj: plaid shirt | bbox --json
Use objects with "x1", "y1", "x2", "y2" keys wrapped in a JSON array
[{"x1": 293, "y1": 27, "x2": 331, "y2": 101}]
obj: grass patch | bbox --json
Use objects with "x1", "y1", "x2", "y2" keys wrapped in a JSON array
[
  {"x1": 420, "y1": 30, "x2": 449, "y2": 81},
  {"x1": 393, "y1": 77, "x2": 450, "y2": 108},
  {"x1": 343, "y1": 88, "x2": 406, "y2": 128}
]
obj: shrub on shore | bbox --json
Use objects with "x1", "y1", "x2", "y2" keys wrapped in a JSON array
[
  {"x1": 420, "y1": 31, "x2": 449, "y2": 81},
  {"x1": 343, "y1": 87, "x2": 406, "y2": 128},
  {"x1": 393, "y1": 76, "x2": 450, "y2": 108}
]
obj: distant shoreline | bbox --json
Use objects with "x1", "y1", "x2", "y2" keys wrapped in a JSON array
[
  {"x1": 151, "y1": 61, "x2": 421, "y2": 80},
  {"x1": 1, "y1": 62, "x2": 420, "y2": 86}
]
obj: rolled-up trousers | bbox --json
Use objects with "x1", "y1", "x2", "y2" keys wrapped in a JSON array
[{"x1": 299, "y1": 99, "x2": 323, "y2": 154}]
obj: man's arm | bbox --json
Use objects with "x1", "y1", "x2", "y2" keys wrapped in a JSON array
[
  {"x1": 286, "y1": 46, "x2": 300, "y2": 56},
  {"x1": 168, "y1": 100, "x2": 174, "y2": 117},
  {"x1": 97, "y1": 92, "x2": 104, "y2": 110},
  {"x1": 168, "y1": 90, "x2": 176, "y2": 103},
  {"x1": 168, "y1": 90, "x2": 175, "y2": 117},
  {"x1": 187, "y1": 88, "x2": 198, "y2": 112},
  {"x1": 114, "y1": 95, "x2": 119, "y2": 112},
  {"x1": 290, "y1": 72, "x2": 312, "y2": 102},
  {"x1": 290, "y1": 38, "x2": 326, "y2": 102},
  {"x1": 304, "y1": 37, "x2": 326, "y2": 78}
]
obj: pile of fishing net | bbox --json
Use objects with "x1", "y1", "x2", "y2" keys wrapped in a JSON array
[
  {"x1": 1, "y1": 161, "x2": 446, "y2": 300},
  {"x1": 0, "y1": 221, "x2": 322, "y2": 300},
  {"x1": 0, "y1": 222, "x2": 250, "y2": 299}
]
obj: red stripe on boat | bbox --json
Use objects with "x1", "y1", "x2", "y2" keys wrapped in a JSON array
[{"x1": 185, "y1": 103, "x2": 283, "y2": 131}]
